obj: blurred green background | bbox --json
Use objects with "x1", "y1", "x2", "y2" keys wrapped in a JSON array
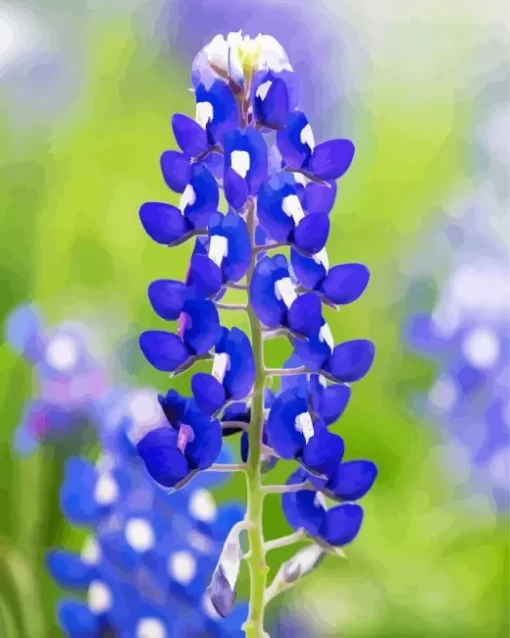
[{"x1": 0, "y1": 1, "x2": 508, "y2": 636}]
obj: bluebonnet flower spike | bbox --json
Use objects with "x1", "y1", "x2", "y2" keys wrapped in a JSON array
[{"x1": 137, "y1": 29, "x2": 377, "y2": 634}]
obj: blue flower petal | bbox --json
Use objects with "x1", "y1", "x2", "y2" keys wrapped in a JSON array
[
  {"x1": 160, "y1": 151, "x2": 192, "y2": 193},
  {"x1": 266, "y1": 388, "x2": 308, "y2": 459},
  {"x1": 58, "y1": 600, "x2": 99, "y2": 636},
  {"x1": 148, "y1": 280, "x2": 187, "y2": 321},
  {"x1": 220, "y1": 214, "x2": 251, "y2": 283},
  {"x1": 290, "y1": 248, "x2": 326, "y2": 290},
  {"x1": 188, "y1": 254, "x2": 223, "y2": 298},
  {"x1": 293, "y1": 331, "x2": 332, "y2": 372},
  {"x1": 139, "y1": 202, "x2": 190, "y2": 245},
  {"x1": 172, "y1": 113, "x2": 209, "y2": 156},
  {"x1": 249, "y1": 256, "x2": 286, "y2": 328},
  {"x1": 329, "y1": 460, "x2": 378, "y2": 501},
  {"x1": 320, "y1": 263, "x2": 370, "y2": 305},
  {"x1": 192, "y1": 373, "x2": 226, "y2": 416},
  {"x1": 318, "y1": 384, "x2": 351, "y2": 425},
  {"x1": 301, "y1": 430, "x2": 344, "y2": 476},
  {"x1": 46, "y1": 550, "x2": 93, "y2": 589},
  {"x1": 277, "y1": 111, "x2": 313, "y2": 169},
  {"x1": 196, "y1": 80, "x2": 239, "y2": 145},
  {"x1": 293, "y1": 213, "x2": 330, "y2": 254},
  {"x1": 224, "y1": 167, "x2": 249, "y2": 210},
  {"x1": 223, "y1": 328, "x2": 255, "y2": 400},
  {"x1": 282, "y1": 473, "x2": 325, "y2": 536},
  {"x1": 139, "y1": 331, "x2": 189, "y2": 372},
  {"x1": 325, "y1": 339, "x2": 375, "y2": 382},
  {"x1": 224, "y1": 128, "x2": 268, "y2": 196},
  {"x1": 257, "y1": 175, "x2": 295, "y2": 243},
  {"x1": 183, "y1": 404, "x2": 222, "y2": 470},
  {"x1": 253, "y1": 74, "x2": 290, "y2": 128},
  {"x1": 181, "y1": 299, "x2": 219, "y2": 355},
  {"x1": 287, "y1": 293, "x2": 322, "y2": 337},
  {"x1": 303, "y1": 181, "x2": 337, "y2": 215},
  {"x1": 184, "y1": 165, "x2": 219, "y2": 229},
  {"x1": 321, "y1": 503, "x2": 364, "y2": 546},
  {"x1": 307, "y1": 139, "x2": 355, "y2": 180},
  {"x1": 4, "y1": 303, "x2": 43, "y2": 357},
  {"x1": 158, "y1": 389, "x2": 187, "y2": 425},
  {"x1": 137, "y1": 426, "x2": 190, "y2": 488}
]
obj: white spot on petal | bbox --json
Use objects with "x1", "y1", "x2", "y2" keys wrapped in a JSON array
[
  {"x1": 125, "y1": 518, "x2": 155, "y2": 553},
  {"x1": 462, "y1": 327, "x2": 500, "y2": 370},
  {"x1": 256, "y1": 80, "x2": 273, "y2": 101},
  {"x1": 282, "y1": 194, "x2": 305, "y2": 225},
  {"x1": 312, "y1": 248, "x2": 329, "y2": 272},
  {"x1": 319, "y1": 323, "x2": 334, "y2": 351},
  {"x1": 169, "y1": 550, "x2": 197, "y2": 584},
  {"x1": 295, "y1": 412, "x2": 315, "y2": 443},
  {"x1": 189, "y1": 488, "x2": 217, "y2": 523},
  {"x1": 208, "y1": 234, "x2": 228, "y2": 267},
  {"x1": 196, "y1": 101, "x2": 213, "y2": 128},
  {"x1": 231, "y1": 150, "x2": 250, "y2": 178},
  {"x1": 45, "y1": 335, "x2": 79, "y2": 372},
  {"x1": 94, "y1": 473, "x2": 119, "y2": 506},
  {"x1": 88, "y1": 581, "x2": 112, "y2": 614},
  {"x1": 274, "y1": 277, "x2": 297, "y2": 309},
  {"x1": 136, "y1": 618, "x2": 166, "y2": 638},
  {"x1": 300, "y1": 123, "x2": 315, "y2": 152},
  {"x1": 211, "y1": 352, "x2": 230, "y2": 384},
  {"x1": 179, "y1": 184, "x2": 196, "y2": 213}
]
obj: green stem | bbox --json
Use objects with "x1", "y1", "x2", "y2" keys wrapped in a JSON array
[{"x1": 243, "y1": 197, "x2": 269, "y2": 638}]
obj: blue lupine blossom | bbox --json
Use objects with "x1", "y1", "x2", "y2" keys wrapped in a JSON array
[
  {"x1": 5, "y1": 304, "x2": 111, "y2": 454},
  {"x1": 138, "y1": 31, "x2": 377, "y2": 629}
]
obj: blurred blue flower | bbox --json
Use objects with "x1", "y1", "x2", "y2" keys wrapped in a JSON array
[
  {"x1": 48, "y1": 387, "x2": 249, "y2": 637},
  {"x1": 5, "y1": 304, "x2": 112, "y2": 454}
]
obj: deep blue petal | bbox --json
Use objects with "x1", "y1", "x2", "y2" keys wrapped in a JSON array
[
  {"x1": 249, "y1": 256, "x2": 286, "y2": 328},
  {"x1": 188, "y1": 254, "x2": 223, "y2": 298},
  {"x1": 301, "y1": 429, "x2": 344, "y2": 477},
  {"x1": 303, "y1": 181, "x2": 337, "y2": 215},
  {"x1": 240, "y1": 431, "x2": 249, "y2": 463},
  {"x1": 139, "y1": 202, "x2": 190, "y2": 245},
  {"x1": 58, "y1": 601, "x2": 99, "y2": 635},
  {"x1": 224, "y1": 128, "x2": 268, "y2": 196},
  {"x1": 148, "y1": 279, "x2": 187, "y2": 321},
  {"x1": 280, "y1": 353, "x2": 308, "y2": 395},
  {"x1": 277, "y1": 111, "x2": 313, "y2": 168},
  {"x1": 184, "y1": 165, "x2": 220, "y2": 229},
  {"x1": 321, "y1": 503, "x2": 364, "y2": 546},
  {"x1": 139, "y1": 331, "x2": 189, "y2": 372},
  {"x1": 181, "y1": 299, "x2": 220, "y2": 355},
  {"x1": 307, "y1": 139, "x2": 355, "y2": 180},
  {"x1": 158, "y1": 389, "x2": 187, "y2": 425},
  {"x1": 137, "y1": 427, "x2": 190, "y2": 488},
  {"x1": 257, "y1": 174, "x2": 295, "y2": 243},
  {"x1": 320, "y1": 263, "x2": 370, "y2": 305},
  {"x1": 222, "y1": 328, "x2": 255, "y2": 400},
  {"x1": 282, "y1": 480, "x2": 325, "y2": 536},
  {"x1": 220, "y1": 214, "x2": 251, "y2": 282},
  {"x1": 318, "y1": 384, "x2": 351, "y2": 425},
  {"x1": 160, "y1": 150, "x2": 192, "y2": 193},
  {"x1": 224, "y1": 167, "x2": 249, "y2": 210},
  {"x1": 191, "y1": 373, "x2": 226, "y2": 416},
  {"x1": 266, "y1": 388, "x2": 308, "y2": 459},
  {"x1": 172, "y1": 113, "x2": 209, "y2": 156},
  {"x1": 293, "y1": 213, "x2": 330, "y2": 254},
  {"x1": 196, "y1": 81, "x2": 239, "y2": 145},
  {"x1": 293, "y1": 332, "x2": 332, "y2": 372},
  {"x1": 183, "y1": 404, "x2": 222, "y2": 470},
  {"x1": 253, "y1": 75, "x2": 290, "y2": 128},
  {"x1": 46, "y1": 550, "x2": 93, "y2": 589},
  {"x1": 329, "y1": 460, "x2": 378, "y2": 501},
  {"x1": 287, "y1": 293, "x2": 322, "y2": 337},
  {"x1": 290, "y1": 248, "x2": 326, "y2": 290},
  {"x1": 325, "y1": 339, "x2": 375, "y2": 382},
  {"x1": 59, "y1": 458, "x2": 100, "y2": 525}
]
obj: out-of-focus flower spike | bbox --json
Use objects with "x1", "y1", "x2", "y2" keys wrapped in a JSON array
[
  {"x1": 4, "y1": 302, "x2": 44, "y2": 359},
  {"x1": 207, "y1": 521, "x2": 246, "y2": 618}
]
